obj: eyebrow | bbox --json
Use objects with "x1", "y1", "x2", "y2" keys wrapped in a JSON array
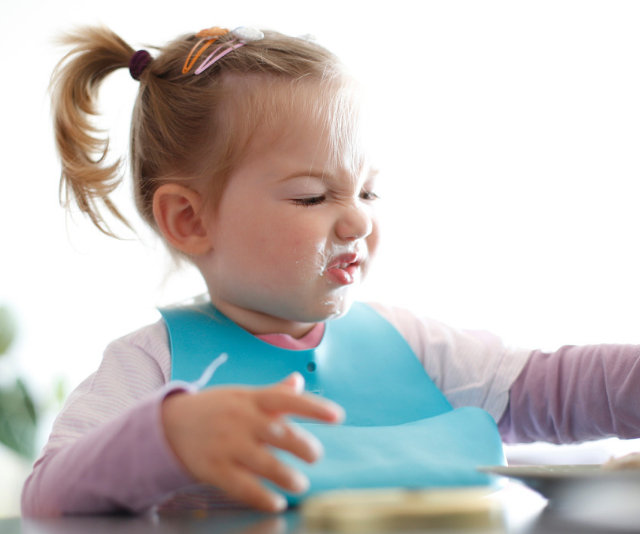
[
  {"x1": 275, "y1": 169, "x2": 330, "y2": 184},
  {"x1": 277, "y1": 167, "x2": 379, "y2": 185},
  {"x1": 366, "y1": 168, "x2": 380, "y2": 180}
]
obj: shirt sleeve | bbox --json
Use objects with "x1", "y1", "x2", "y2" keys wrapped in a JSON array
[
  {"x1": 367, "y1": 302, "x2": 532, "y2": 423},
  {"x1": 21, "y1": 320, "x2": 195, "y2": 516},
  {"x1": 368, "y1": 303, "x2": 640, "y2": 445},
  {"x1": 498, "y1": 345, "x2": 640, "y2": 444}
]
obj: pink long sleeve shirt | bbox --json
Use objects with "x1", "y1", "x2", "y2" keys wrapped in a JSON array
[{"x1": 21, "y1": 303, "x2": 640, "y2": 516}]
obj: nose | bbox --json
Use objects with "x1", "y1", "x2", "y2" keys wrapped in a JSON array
[{"x1": 335, "y1": 202, "x2": 373, "y2": 241}]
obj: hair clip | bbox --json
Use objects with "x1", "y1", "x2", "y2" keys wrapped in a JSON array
[
  {"x1": 197, "y1": 27, "x2": 229, "y2": 39},
  {"x1": 182, "y1": 27, "x2": 229, "y2": 74},
  {"x1": 231, "y1": 27, "x2": 265, "y2": 43},
  {"x1": 194, "y1": 38, "x2": 244, "y2": 75},
  {"x1": 191, "y1": 27, "x2": 265, "y2": 76}
]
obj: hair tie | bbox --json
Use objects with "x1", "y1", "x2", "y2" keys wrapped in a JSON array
[{"x1": 129, "y1": 50, "x2": 152, "y2": 81}]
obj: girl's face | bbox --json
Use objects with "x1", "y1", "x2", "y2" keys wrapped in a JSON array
[{"x1": 199, "y1": 91, "x2": 379, "y2": 337}]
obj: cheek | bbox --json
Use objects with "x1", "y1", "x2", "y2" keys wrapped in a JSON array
[
  {"x1": 367, "y1": 217, "x2": 381, "y2": 259},
  {"x1": 272, "y1": 221, "x2": 327, "y2": 279},
  {"x1": 286, "y1": 236, "x2": 325, "y2": 278},
  {"x1": 236, "y1": 215, "x2": 322, "y2": 274},
  {"x1": 214, "y1": 207, "x2": 277, "y2": 270}
]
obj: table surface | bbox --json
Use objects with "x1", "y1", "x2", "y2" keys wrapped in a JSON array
[{"x1": 1, "y1": 482, "x2": 637, "y2": 534}]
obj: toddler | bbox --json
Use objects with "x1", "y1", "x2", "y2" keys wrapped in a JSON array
[{"x1": 22, "y1": 24, "x2": 640, "y2": 516}]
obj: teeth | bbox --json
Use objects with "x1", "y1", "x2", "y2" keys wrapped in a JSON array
[{"x1": 328, "y1": 259, "x2": 361, "y2": 270}]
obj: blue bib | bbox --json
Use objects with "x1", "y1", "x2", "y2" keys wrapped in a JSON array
[{"x1": 160, "y1": 302, "x2": 504, "y2": 503}]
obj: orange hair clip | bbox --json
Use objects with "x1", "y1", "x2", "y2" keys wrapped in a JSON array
[
  {"x1": 196, "y1": 27, "x2": 229, "y2": 39},
  {"x1": 182, "y1": 27, "x2": 230, "y2": 74}
]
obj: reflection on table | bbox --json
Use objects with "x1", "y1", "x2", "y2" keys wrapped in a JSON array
[{"x1": 5, "y1": 481, "x2": 640, "y2": 534}]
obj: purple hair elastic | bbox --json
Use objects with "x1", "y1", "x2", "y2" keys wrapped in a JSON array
[{"x1": 129, "y1": 50, "x2": 152, "y2": 81}]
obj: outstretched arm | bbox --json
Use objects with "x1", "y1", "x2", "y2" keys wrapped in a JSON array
[
  {"x1": 498, "y1": 344, "x2": 640, "y2": 444},
  {"x1": 368, "y1": 302, "x2": 640, "y2": 444}
]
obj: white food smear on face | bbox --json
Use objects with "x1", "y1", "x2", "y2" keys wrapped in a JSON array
[
  {"x1": 316, "y1": 242, "x2": 328, "y2": 277},
  {"x1": 291, "y1": 243, "x2": 333, "y2": 283}
]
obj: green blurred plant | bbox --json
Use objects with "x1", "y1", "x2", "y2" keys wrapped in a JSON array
[{"x1": 0, "y1": 305, "x2": 38, "y2": 459}]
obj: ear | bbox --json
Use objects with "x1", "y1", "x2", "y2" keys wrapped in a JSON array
[{"x1": 152, "y1": 184, "x2": 212, "y2": 256}]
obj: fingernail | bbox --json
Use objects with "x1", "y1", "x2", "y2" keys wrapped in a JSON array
[
  {"x1": 291, "y1": 372, "x2": 304, "y2": 393},
  {"x1": 273, "y1": 494, "x2": 287, "y2": 512},
  {"x1": 291, "y1": 472, "x2": 310, "y2": 493},
  {"x1": 307, "y1": 434, "x2": 324, "y2": 459},
  {"x1": 327, "y1": 401, "x2": 345, "y2": 423},
  {"x1": 292, "y1": 425, "x2": 324, "y2": 460}
]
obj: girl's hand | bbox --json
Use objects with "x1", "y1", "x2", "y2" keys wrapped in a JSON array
[{"x1": 161, "y1": 372, "x2": 344, "y2": 512}]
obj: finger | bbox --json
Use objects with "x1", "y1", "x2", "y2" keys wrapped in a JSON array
[
  {"x1": 214, "y1": 462, "x2": 288, "y2": 513},
  {"x1": 239, "y1": 444, "x2": 309, "y2": 494},
  {"x1": 257, "y1": 418, "x2": 323, "y2": 463},
  {"x1": 256, "y1": 390, "x2": 345, "y2": 423}
]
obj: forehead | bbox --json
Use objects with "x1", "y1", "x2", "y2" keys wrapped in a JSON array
[{"x1": 235, "y1": 77, "x2": 369, "y2": 176}]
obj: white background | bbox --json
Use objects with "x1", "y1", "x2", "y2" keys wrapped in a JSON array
[{"x1": 2, "y1": 0, "x2": 640, "y2": 516}]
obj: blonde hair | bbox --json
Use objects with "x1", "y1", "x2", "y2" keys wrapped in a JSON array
[{"x1": 51, "y1": 26, "x2": 359, "y2": 238}]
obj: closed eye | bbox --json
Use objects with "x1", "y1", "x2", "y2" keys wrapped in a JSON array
[
  {"x1": 292, "y1": 195, "x2": 326, "y2": 207},
  {"x1": 360, "y1": 189, "x2": 380, "y2": 201}
]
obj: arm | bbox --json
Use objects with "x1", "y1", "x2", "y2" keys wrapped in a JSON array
[
  {"x1": 22, "y1": 320, "x2": 194, "y2": 516},
  {"x1": 368, "y1": 302, "x2": 532, "y2": 422},
  {"x1": 498, "y1": 345, "x2": 640, "y2": 444},
  {"x1": 23, "y1": 320, "x2": 344, "y2": 516},
  {"x1": 369, "y1": 303, "x2": 640, "y2": 444},
  {"x1": 22, "y1": 388, "x2": 194, "y2": 516}
]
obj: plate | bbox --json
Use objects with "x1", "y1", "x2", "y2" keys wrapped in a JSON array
[{"x1": 478, "y1": 464, "x2": 640, "y2": 501}]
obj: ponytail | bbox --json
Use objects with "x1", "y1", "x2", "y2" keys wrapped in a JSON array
[{"x1": 51, "y1": 26, "x2": 135, "y2": 236}]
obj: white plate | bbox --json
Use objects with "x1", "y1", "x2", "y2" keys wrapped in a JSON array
[{"x1": 478, "y1": 464, "x2": 640, "y2": 501}]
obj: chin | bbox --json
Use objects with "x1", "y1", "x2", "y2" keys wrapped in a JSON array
[
  {"x1": 275, "y1": 289, "x2": 357, "y2": 324},
  {"x1": 316, "y1": 295, "x2": 355, "y2": 322}
]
